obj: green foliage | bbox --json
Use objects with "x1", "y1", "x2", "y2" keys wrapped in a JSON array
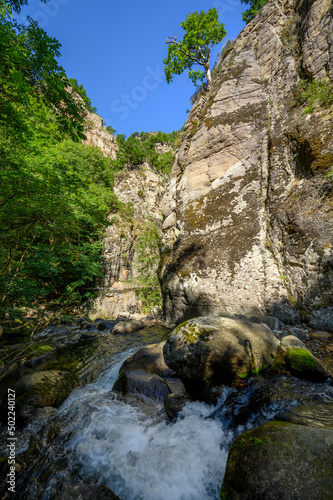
[
  {"x1": 69, "y1": 78, "x2": 97, "y2": 113},
  {"x1": 296, "y1": 76, "x2": 333, "y2": 114},
  {"x1": 240, "y1": 0, "x2": 269, "y2": 24},
  {"x1": 133, "y1": 222, "x2": 162, "y2": 312},
  {"x1": 106, "y1": 125, "x2": 117, "y2": 135},
  {"x1": 164, "y1": 8, "x2": 226, "y2": 88},
  {"x1": 6, "y1": 0, "x2": 47, "y2": 13},
  {"x1": 0, "y1": 3, "x2": 85, "y2": 141},
  {"x1": 0, "y1": 3, "x2": 119, "y2": 317},
  {"x1": 112, "y1": 130, "x2": 181, "y2": 175}
]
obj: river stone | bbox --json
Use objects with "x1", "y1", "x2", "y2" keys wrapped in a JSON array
[
  {"x1": 163, "y1": 316, "x2": 279, "y2": 388},
  {"x1": 119, "y1": 342, "x2": 174, "y2": 378},
  {"x1": 281, "y1": 335, "x2": 306, "y2": 350},
  {"x1": 56, "y1": 484, "x2": 120, "y2": 500},
  {"x1": 113, "y1": 369, "x2": 169, "y2": 401},
  {"x1": 221, "y1": 422, "x2": 333, "y2": 500},
  {"x1": 15, "y1": 370, "x2": 79, "y2": 413},
  {"x1": 113, "y1": 319, "x2": 146, "y2": 334}
]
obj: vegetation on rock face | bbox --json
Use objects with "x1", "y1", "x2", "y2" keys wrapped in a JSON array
[
  {"x1": 68, "y1": 78, "x2": 97, "y2": 114},
  {"x1": 112, "y1": 130, "x2": 181, "y2": 175},
  {"x1": 164, "y1": 8, "x2": 226, "y2": 90},
  {"x1": 240, "y1": 0, "x2": 269, "y2": 24},
  {"x1": 296, "y1": 76, "x2": 333, "y2": 114},
  {"x1": 133, "y1": 222, "x2": 162, "y2": 312}
]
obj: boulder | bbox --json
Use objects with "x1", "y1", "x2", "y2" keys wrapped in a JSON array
[
  {"x1": 113, "y1": 319, "x2": 146, "y2": 334},
  {"x1": 163, "y1": 316, "x2": 279, "y2": 390},
  {"x1": 285, "y1": 348, "x2": 327, "y2": 382},
  {"x1": 221, "y1": 422, "x2": 333, "y2": 500},
  {"x1": 112, "y1": 369, "x2": 169, "y2": 401},
  {"x1": 249, "y1": 315, "x2": 280, "y2": 331},
  {"x1": 119, "y1": 342, "x2": 174, "y2": 378},
  {"x1": 281, "y1": 335, "x2": 306, "y2": 350},
  {"x1": 14, "y1": 370, "x2": 79, "y2": 419}
]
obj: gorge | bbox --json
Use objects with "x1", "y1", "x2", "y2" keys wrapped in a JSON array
[{"x1": 1, "y1": 0, "x2": 333, "y2": 498}]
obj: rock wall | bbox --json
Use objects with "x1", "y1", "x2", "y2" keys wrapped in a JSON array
[
  {"x1": 92, "y1": 165, "x2": 165, "y2": 318},
  {"x1": 160, "y1": 0, "x2": 333, "y2": 328},
  {"x1": 83, "y1": 111, "x2": 118, "y2": 158}
]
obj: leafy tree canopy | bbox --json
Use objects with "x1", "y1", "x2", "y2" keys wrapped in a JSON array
[
  {"x1": 240, "y1": 0, "x2": 269, "y2": 24},
  {"x1": 163, "y1": 8, "x2": 226, "y2": 89},
  {"x1": 0, "y1": 1, "x2": 85, "y2": 140},
  {"x1": 113, "y1": 130, "x2": 181, "y2": 175}
]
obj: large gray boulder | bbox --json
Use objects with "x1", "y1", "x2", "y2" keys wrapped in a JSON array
[
  {"x1": 113, "y1": 319, "x2": 146, "y2": 334},
  {"x1": 119, "y1": 341, "x2": 174, "y2": 378},
  {"x1": 163, "y1": 316, "x2": 279, "y2": 388},
  {"x1": 221, "y1": 422, "x2": 333, "y2": 500}
]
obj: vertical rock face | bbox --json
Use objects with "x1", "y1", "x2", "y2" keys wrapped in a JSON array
[
  {"x1": 93, "y1": 165, "x2": 165, "y2": 318},
  {"x1": 160, "y1": 0, "x2": 333, "y2": 326},
  {"x1": 83, "y1": 112, "x2": 118, "y2": 158}
]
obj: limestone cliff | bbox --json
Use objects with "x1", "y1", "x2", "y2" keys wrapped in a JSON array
[
  {"x1": 93, "y1": 165, "x2": 165, "y2": 318},
  {"x1": 83, "y1": 111, "x2": 118, "y2": 158},
  {"x1": 160, "y1": 0, "x2": 333, "y2": 328}
]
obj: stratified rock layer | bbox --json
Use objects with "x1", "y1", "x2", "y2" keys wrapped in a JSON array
[{"x1": 160, "y1": 0, "x2": 333, "y2": 327}]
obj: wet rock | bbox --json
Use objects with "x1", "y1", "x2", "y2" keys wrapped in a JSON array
[
  {"x1": 249, "y1": 316, "x2": 281, "y2": 331},
  {"x1": 113, "y1": 369, "x2": 169, "y2": 401},
  {"x1": 221, "y1": 422, "x2": 333, "y2": 500},
  {"x1": 163, "y1": 316, "x2": 279, "y2": 395},
  {"x1": 164, "y1": 394, "x2": 192, "y2": 420},
  {"x1": 119, "y1": 342, "x2": 174, "y2": 378},
  {"x1": 14, "y1": 370, "x2": 79, "y2": 420},
  {"x1": 113, "y1": 319, "x2": 146, "y2": 334},
  {"x1": 56, "y1": 483, "x2": 120, "y2": 500},
  {"x1": 80, "y1": 331, "x2": 100, "y2": 340},
  {"x1": 276, "y1": 402, "x2": 333, "y2": 430}
]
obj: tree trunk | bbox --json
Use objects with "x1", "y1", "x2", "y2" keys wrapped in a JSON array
[{"x1": 206, "y1": 67, "x2": 212, "y2": 90}]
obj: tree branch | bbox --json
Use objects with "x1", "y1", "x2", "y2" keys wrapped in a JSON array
[{"x1": 166, "y1": 37, "x2": 205, "y2": 67}]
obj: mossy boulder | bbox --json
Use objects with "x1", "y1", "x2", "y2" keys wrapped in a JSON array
[
  {"x1": 285, "y1": 348, "x2": 327, "y2": 382},
  {"x1": 221, "y1": 422, "x2": 333, "y2": 499},
  {"x1": 14, "y1": 370, "x2": 79, "y2": 420},
  {"x1": 163, "y1": 316, "x2": 279, "y2": 396}
]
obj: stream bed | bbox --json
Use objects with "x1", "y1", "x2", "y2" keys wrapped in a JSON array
[{"x1": 1, "y1": 325, "x2": 333, "y2": 499}]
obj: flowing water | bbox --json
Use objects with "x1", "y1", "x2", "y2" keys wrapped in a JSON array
[{"x1": 2, "y1": 326, "x2": 333, "y2": 500}]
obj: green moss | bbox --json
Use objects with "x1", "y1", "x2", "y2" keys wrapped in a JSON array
[
  {"x1": 238, "y1": 372, "x2": 248, "y2": 379},
  {"x1": 286, "y1": 348, "x2": 317, "y2": 372}
]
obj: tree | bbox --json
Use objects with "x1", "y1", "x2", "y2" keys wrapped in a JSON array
[
  {"x1": 163, "y1": 8, "x2": 226, "y2": 90},
  {"x1": 0, "y1": 4, "x2": 85, "y2": 140},
  {"x1": 240, "y1": 0, "x2": 269, "y2": 24}
]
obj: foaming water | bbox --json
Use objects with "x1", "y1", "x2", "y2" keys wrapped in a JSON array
[{"x1": 60, "y1": 354, "x2": 232, "y2": 500}]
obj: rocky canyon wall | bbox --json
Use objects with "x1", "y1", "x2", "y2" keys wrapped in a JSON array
[
  {"x1": 92, "y1": 165, "x2": 165, "y2": 318},
  {"x1": 160, "y1": 0, "x2": 333, "y2": 328}
]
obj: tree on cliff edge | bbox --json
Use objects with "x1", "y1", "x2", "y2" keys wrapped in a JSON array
[
  {"x1": 163, "y1": 8, "x2": 226, "y2": 91},
  {"x1": 241, "y1": 0, "x2": 269, "y2": 24}
]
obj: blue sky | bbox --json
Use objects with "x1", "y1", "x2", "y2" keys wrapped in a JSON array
[{"x1": 19, "y1": 0, "x2": 246, "y2": 136}]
